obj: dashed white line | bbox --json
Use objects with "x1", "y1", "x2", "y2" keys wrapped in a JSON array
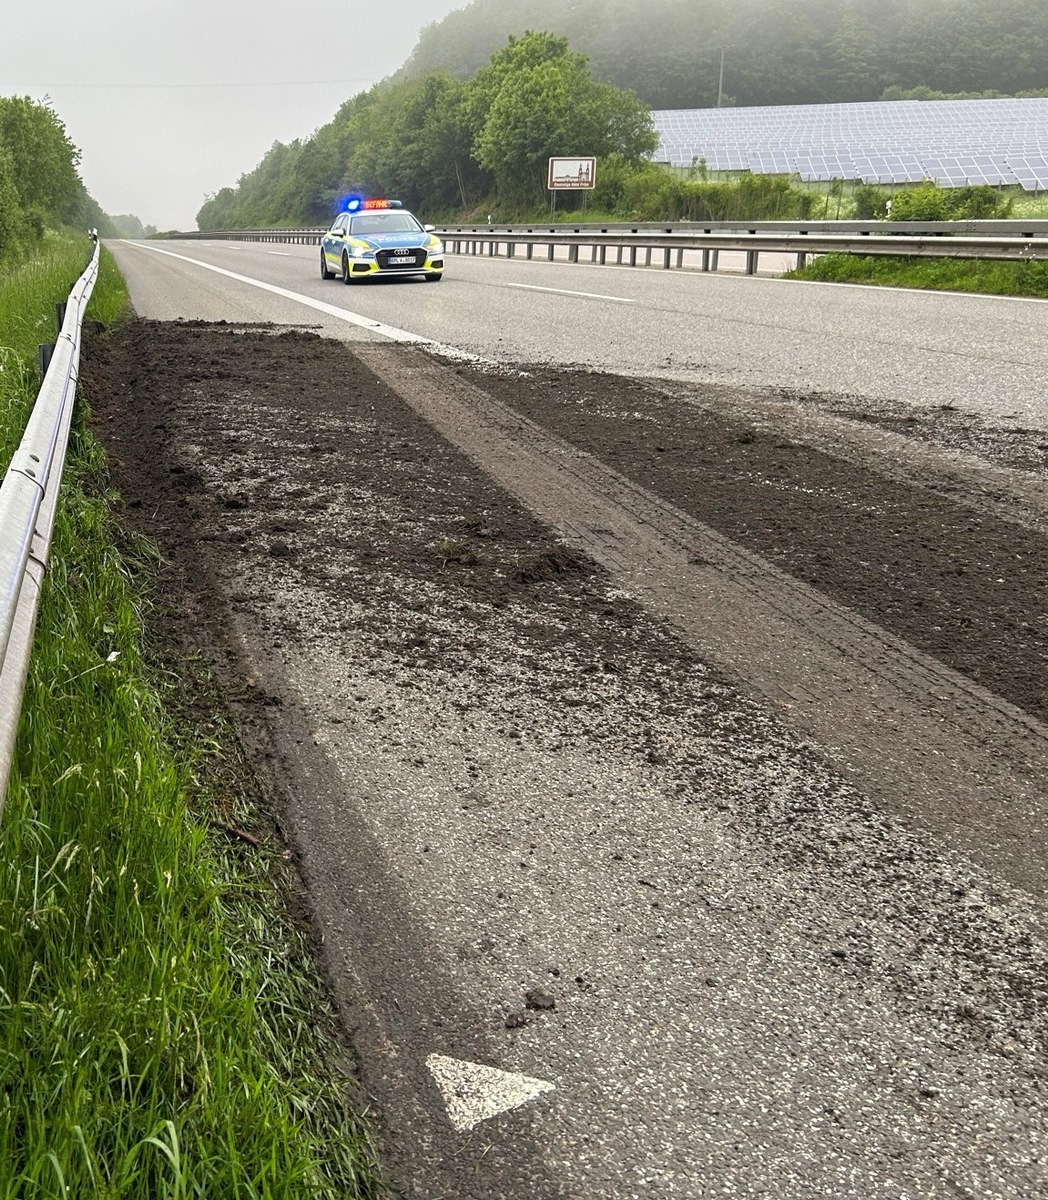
[{"x1": 505, "y1": 282, "x2": 635, "y2": 303}]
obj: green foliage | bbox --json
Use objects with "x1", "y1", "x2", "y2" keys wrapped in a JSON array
[
  {"x1": 0, "y1": 95, "x2": 114, "y2": 258},
  {"x1": 787, "y1": 251, "x2": 1048, "y2": 298},
  {"x1": 345, "y1": 73, "x2": 478, "y2": 210},
  {"x1": 881, "y1": 84, "x2": 1010, "y2": 101},
  {"x1": 888, "y1": 181, "x2": 1013, "y2": 221},
  {"x1": 197, "y1": 31, "x2": 658, "y2": 226},
  {"x1": 470, "y1": 33, "x2": 657, "y2": 204},
  {"x1": 0, "y1": 148, "x2": 28, "y2": 261},
  {"x1": 396, "y1": 0, "x2": 1048, "y2": 110},
  {"x1": 0, "y1": 97, "x2": 80, "y2": 217},
  {"x1": 852, "y1": 184, "x2": 890, "y2": 219},
  {"x1": 591, "y1": 158, "x2": 817, "y2": 222},
  {"x1": 888, "y1": 181, "x2": 952, "y2": 220}
]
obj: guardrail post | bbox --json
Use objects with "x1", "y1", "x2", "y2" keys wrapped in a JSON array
[
  {"x1": 663, "y1": 248, "x2": 671, "y2": 269},
  {"x1": 745, "y1": 250, "x2": 759, "y2": 275},
  {"x1": 599, "y1": 245, "x2": 607, "y2": 266},
  {"x1": 547, "y1": 243, "x2": 555, "y2": 262},
  {"x1": 526, "y1": 242, "x2": 534, "y2": 260},
  {"x1": 797, "y1": 251, "x2": 807, "y2": 269},
  {"x1": 710, "y1": 249, "x2": 720, "y2": 272},
  {"x1": 676, "y1": 248, "x2": 684, "y2": 269},
  {"x1": 55, "y1": 302, "x2": 67, "y2": 332},
  {"x1": 569, "y1": 244, "x2": 579, "y2": 264},
  {"x1": 38, "y1": 344, "x2": 55, "y2": 383},
  {"x1": 508, "y1": 242, "x2": 515, "y2": 259}
]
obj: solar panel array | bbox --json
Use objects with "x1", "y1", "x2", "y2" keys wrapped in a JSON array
[{"x1": 651, "y1": 98, "x2": 1048, "y2": 191}]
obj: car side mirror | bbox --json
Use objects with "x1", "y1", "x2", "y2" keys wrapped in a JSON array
[{"x1": 424, "y1": 224, "x2": 435, "y2": 232}]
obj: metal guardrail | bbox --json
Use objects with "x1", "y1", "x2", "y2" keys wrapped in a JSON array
[
  {"x1": 177, "y1": 219, "x2": 1048, "y2": 275},
  {"x1": 0, "y1": 238, "x2": 100, "y2": 806}
]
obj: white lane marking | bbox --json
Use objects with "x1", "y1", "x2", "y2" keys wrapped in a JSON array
[
  {"x1": 130, "y1": 242, "x2": 489, "y2": 361},
  {"x1": 506, "y1": 282, "x2": 635, "y2": 304},
  {"x1": 426, "y1": 1054, "x2": 554, "y2": 1132},
  {"x1": 269, "y1": 251, "x2": 291, "y2": 256}
]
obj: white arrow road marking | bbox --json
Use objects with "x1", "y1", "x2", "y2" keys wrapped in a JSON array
[
  {"x1": 505, "y1": 282, "x2": 635, "y2": 303},
  {"x1": 426, "y1": 1054, "x2": 555, "y2": 1132}
]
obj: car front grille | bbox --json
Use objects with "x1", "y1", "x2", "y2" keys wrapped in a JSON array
[{"x1": 377, "y1": 248, "x2": 425, "y2": 270}]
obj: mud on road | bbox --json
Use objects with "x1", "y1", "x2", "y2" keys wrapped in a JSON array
[{"x1": 82, "y1": 318, "x2": 1048, "y2": 1198}]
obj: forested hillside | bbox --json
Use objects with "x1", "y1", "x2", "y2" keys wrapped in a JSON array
[
  {"x1": 197, "y1": 33, "x2": 659, "y2": 229},
  {"x1": 196, "y1": 0, "x2": 1048, "y2": 231},
  {"x1": 398, "y1": 0, "x2": 1048, "y2": 108}
]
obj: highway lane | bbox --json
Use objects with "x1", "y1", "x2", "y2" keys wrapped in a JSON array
[
  {"x1": 109, "y1": 236, "x2": 1048, "y2": 426},
  {"x1": 100, "y1": 239, "x2": 1048, "y2": 1198}
]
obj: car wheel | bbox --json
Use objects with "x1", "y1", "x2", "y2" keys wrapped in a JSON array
[
  {"x1": 341, "y1": 253, "x2": 356, "y2": 284},
  {"x1": 320, "y1": 249, "x2": 335, "y2": 280},
  {"x1": 424, "y1": 272, "x2": 443, "y2": 283}
]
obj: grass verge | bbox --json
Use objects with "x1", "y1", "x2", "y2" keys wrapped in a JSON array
[
  {"x1": 0, "y1": 236, "x2": 385, "y2": 1197},
  {"x1": 785, "y1": 252, "x2": 1048, "y2": 298}
]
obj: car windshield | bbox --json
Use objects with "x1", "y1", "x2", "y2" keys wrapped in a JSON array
[{"x1": 350, "y1": 212, "x2": 421, "y2": 235}]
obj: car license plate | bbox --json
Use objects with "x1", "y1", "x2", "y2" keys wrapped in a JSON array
[{"x1": 389, "y1": 255, "x2": 414, "y2": 264}]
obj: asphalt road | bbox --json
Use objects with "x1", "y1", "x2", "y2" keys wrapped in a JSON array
[
  {"x1": 110, "y1": 237, "x2": 1048, "y2": 426},
  {"x1": 102, "y1": 240, "x2": 1048, "y2": 1199}
]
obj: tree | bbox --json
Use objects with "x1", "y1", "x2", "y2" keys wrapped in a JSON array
[
  {"x1": 344, "y1": 74, "x2": 477, "y2": 212},
  {"x1": 0, "y1": 147, "x2": 27, "y2": 260},
  {"x1": 0, "y1": 97, "x2": 81, "y2": 219},
  {"x1": 470, "y1": 33, "x2": 657, "y2": 205}
]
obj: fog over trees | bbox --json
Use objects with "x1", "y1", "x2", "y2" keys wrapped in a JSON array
[
  {"x1": 196, "y1": 0, "x2": 1047, "y2": 229},
  {"x1": 197, "y1": 32, "x2": 658, "y2": 227},
  {"x1": 399, "y1": 0, "x2": 1048, "y2": 108}
]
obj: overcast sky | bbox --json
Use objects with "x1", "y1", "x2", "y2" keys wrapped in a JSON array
[{"x1": 1, "y1": 0, "x2": 467, "y2": 230}]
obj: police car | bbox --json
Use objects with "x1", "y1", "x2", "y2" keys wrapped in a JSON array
[{"x1": 320, "y1": 198, "x2": 444, "y2": 284}]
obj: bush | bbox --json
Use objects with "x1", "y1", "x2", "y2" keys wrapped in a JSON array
[
  {"x1": 853, "y1": 184, "x2": 890, "y2": 219},
  {"x1": 889, "y1": 181, "x2": 1012, "y2": 221},
  {"x1": 592, "y1": 159, "x2": 816, "y2": 222}
]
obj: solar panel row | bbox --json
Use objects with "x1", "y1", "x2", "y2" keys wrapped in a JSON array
[{"x1": 651, "y1": 98, "x2": 1048, "y2": 190}]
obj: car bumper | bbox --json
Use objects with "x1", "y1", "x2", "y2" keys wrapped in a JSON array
[{"x1": 348, "y1": 256, "x2": 444, "y2": 277}]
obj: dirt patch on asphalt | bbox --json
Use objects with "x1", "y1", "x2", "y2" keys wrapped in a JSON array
[
  {"x1": 78, "y1": 318, "x2": 1048, "y2": 1194},
  {"x1": 462, "y1": 364, "x2": 1048, "y2": 726},
  {"x1": 79, "y1": 317, "x2": 1048, "y2": 792},
  {"x1": 80, "y1": 317, "x2": 1048, "y2": 728}
]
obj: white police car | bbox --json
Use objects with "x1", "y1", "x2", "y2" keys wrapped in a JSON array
[{"x1": 320, "y1": 198, "x2": 444, "y2": 284}]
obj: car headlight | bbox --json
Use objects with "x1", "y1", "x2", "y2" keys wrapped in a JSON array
[
  {"x1": 428, "y1": 239, "x2": 444, "y2": 256},
  {"x1": 347, "y1": 244, "x2": 376, "y2": 259}
]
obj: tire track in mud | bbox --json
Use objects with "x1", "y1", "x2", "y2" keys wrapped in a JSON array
[{"x1": 355, "y1": 344, "x2": 1048, "y2": 902}]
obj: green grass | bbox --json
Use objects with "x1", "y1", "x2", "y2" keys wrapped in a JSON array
[
  {"x1": 0, "y1": 236, "x2": 384, "y2": 1197},
  {"x1": 785, "y1": 253, "x2": 1048, "y2": 297},
  {"x1": 1002, "y1": 192, "x2": 1048, "y2": 220}
]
